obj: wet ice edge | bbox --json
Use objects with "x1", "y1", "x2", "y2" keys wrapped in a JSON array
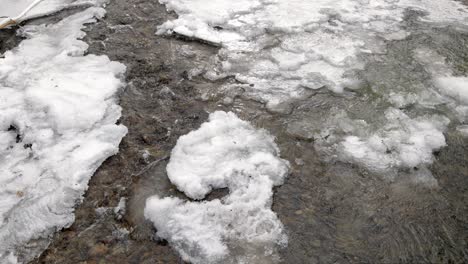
[{"x1": 0, "y1": 5, "x2": 127, "y2": 262}]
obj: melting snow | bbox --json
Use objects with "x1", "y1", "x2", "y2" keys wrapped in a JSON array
[
  {"x1": 156, "y1": 0, "x2": 468, "y2": 178},
  {"x1": 145, "y1": 111, "x2": 289, "y2": 264},
  {"x1": 339, "y1": 109, "x2": 449, "y2": 174},
  {"x1": 414, "y1": 48, "x2": 468, "y2": 122},
  {"x1": 157, "y1": 0, "x2": 468, "y2": 110},
  {"x1": 0, "y1": 6, "x2": 126, "y2": 262}
]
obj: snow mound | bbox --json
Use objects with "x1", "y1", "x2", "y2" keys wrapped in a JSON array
[
  {"x1": 0, "y1": 7, "x2": 127, "y2": 262},
  {"x1": 166, "y1": 111, "x2": 288, "y2": 200},
  {"x1": 145, "y1": 111, "x2": 289, "y2": 264}
]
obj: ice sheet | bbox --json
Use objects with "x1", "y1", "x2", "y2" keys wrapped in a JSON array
[
  {"x1": 0, "y1": 0, "x2": 102, "y2": 24},
  {"x1": 157, "y1": 0, "x2": 468, "y2": 109},
  {"x1": 0, "y1": 7, "x2": 127, "y2": 262}
]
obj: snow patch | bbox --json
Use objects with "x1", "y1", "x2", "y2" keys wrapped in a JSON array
[
  {"x1": 414, "y1": 48, "x2": 468, "y2": 121},
  {"x1": 435, "y1": 77, "x2": 468, "y2": 104},
  {"x1": 337, "y1": 108, "x2": 448, "y2": 177},
  {"x1": 0, "y1": 7, "x2": 126, "y2": 262},
  {"x1": 0, "y1": 0, "x2": 104, "y2": 26},
  {"x1": 145, "y1": 111, "x2": 289, "y2": 264}
]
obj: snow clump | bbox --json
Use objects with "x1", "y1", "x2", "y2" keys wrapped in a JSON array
[{"x1": 145, "y1": 111, "x2": 289, "y2": 264}]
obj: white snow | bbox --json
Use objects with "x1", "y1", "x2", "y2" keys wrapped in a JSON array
[
  {"x1": 145, "y1": 111, "x2": 289, "y2": 264},
  {"x1": 414, "y1": 48, "x2": 468, "y2": 121},
  {"x1": 0, "y1": 6, "x2": 127, "y2": 263},
  {"x1": 338, "y1": 108, "x2": 449, "y2": 174},
  {"x1": 0, "y1": 0, "x2": 103, "y2": 27}
]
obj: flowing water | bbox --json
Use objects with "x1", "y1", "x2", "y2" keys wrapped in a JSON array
[{"x1": 0, "y1": 0, "x2": 466, "y2": 263}]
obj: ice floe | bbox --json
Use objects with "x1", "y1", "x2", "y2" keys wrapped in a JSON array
[
  {"x1": 145, "y1": 111, "x2": 289, "y2": 264},
  {"x1": 338, "y1": 109, "x2": 449, "y2": 174},
  {"x1": 0, "y1": 6, "x2": 126, "y2": 263}
]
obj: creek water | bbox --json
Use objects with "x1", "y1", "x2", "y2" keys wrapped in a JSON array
[{"x1": 0, "y1": 0, "x2": 466, "y2": 263}]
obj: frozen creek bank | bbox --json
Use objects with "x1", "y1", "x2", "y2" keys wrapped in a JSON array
[
  {"x1": 0, "y1": 2, "x2": 127, "y2": 263},
  {"x1": 0, "y1": 0, "x2": 463, "y2": 263}
]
